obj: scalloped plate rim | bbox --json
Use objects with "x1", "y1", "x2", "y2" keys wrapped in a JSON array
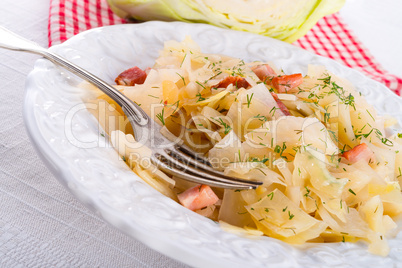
[{"x1": 23, "y1": 21, "x2": 402, "y2": 268}]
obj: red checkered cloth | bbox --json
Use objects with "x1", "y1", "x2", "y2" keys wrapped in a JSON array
[{"x1": 48, "y1": 0, "x2": 402, "y2": 95}]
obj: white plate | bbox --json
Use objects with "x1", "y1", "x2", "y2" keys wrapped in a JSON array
[{"x1": 24, "y1": 22, "x2": 402, "y2": 268}]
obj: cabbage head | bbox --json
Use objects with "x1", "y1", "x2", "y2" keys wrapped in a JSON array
[{"x1": 107, "y1": 0, "x2": 345, "y2": 43}]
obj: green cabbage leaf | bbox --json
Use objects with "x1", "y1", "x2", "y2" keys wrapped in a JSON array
[{"x1": 107, "y1": 0, "x2": 345, "y2": 43}]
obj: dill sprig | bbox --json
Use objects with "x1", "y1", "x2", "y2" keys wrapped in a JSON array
[{"x1": 156, "y1": 108, "x2": 165, "y2": 125}]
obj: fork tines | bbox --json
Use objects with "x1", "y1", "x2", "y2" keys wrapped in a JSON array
[{"x1": 151, "y1": 145, "x2": 263, "y2": 190}]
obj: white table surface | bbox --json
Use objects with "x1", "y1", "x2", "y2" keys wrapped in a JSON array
[{"x1": 0, "y1": 0, "x2": 401, "y2": 267}]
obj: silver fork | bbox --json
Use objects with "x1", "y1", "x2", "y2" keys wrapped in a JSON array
[{"x1": 0, "y1": 26, "x2": 262, "y2": 190}]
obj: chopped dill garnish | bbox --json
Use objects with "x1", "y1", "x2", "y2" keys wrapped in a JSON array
[
  {"x1": 196, "y1": 93, "x2": 206, "y2": 102},
  {"x1": 212, "y1": 117, "x2": 232, "y2": 134},
  {"x1": 254, "y1": 114, "x2": 268, "y2": 122},
  {"x1": 246, "y1": 93, "x2": 254, "y2": 108},
  {"x1": 196, "y1": 81, "x2": 206, "y2": 89},
  {"x1": 348, "y1": 188, "x2": 356, "y2": 195},
  {"x1": 366, "y1": 109, "x2": 375, "y2": 121},
  {"x1": 288, "y1": 211, "x2": 295, "y2": 220},
  {"x1": 156, "y1": 108, "x2": 165, "y2": 125},
  {"x1": 267, "y1": 192, "x2": 274, "y2": 200},
  {"x1": 176, "y1": 72, "x2": 186, "y2": 85},
  {"x1": 180, "y1": 53, "x2": 187, "y2": 67}
]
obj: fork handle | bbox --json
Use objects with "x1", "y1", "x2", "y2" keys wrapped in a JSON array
[{"x1": 0, "y1": 26, "x2": 149, "y2": 126}]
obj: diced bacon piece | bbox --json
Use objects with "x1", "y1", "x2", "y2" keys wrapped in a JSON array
[
  {"x1": 212, "y1": 76, "x2": 250, "y2": 90},
  {"x1": 251, "y1": 64, "x2": 276, "y2": 83},
  {"x1": 270, "y1": 92, "x2": 291, "y2": 116},
  {"x1": 177, "y1": 184, "x2": 219, "y2": 211},
  {"x1": 115, "y1": 66, "x2": 147, "y2": 86},
  {"x1": 271, "y1": 74, "x2": 303, "y2": 93},
  {"x1": 342, "y1": 143, "x2": 376, "y2": 164}
]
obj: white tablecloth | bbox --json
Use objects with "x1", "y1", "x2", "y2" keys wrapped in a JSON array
[
  {"x1": 0, "y1": 0, "x2": 401, "y2": 267},
  {"x1": 0, "y1": 0, "x2": 187, "y2": 267}
]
